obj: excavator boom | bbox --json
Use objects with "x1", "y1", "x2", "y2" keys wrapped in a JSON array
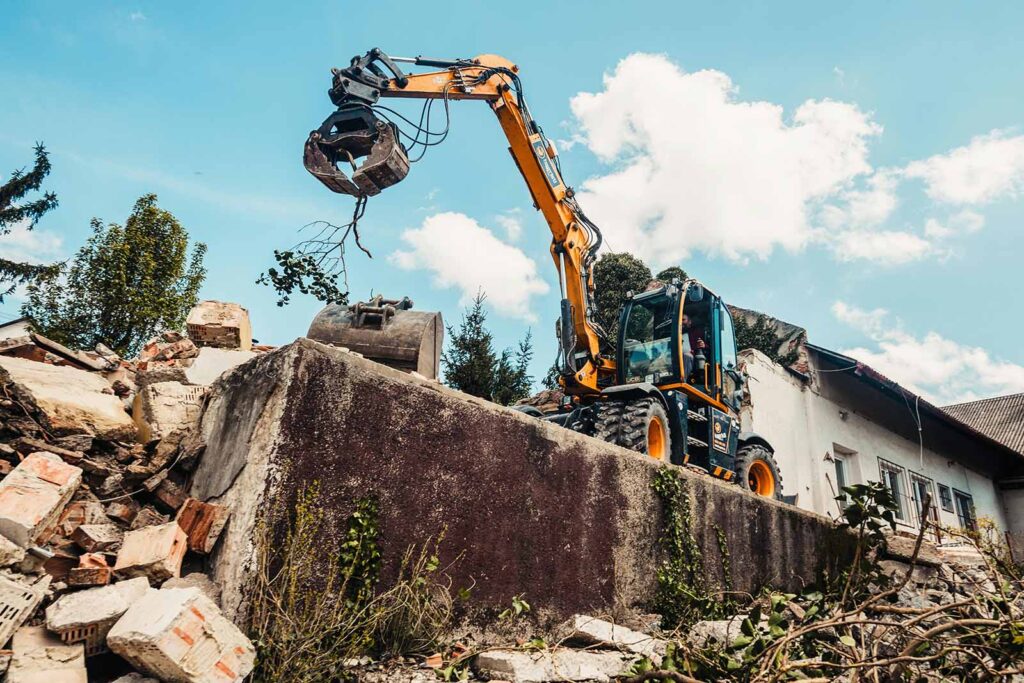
[{"x1": 304, "y1": 49, "x2": 613, "y2": 395}]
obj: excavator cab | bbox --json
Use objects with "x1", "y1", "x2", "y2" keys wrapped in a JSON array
[{"x1": 606, "y1": 280, "x2": 784, "y2": 499}]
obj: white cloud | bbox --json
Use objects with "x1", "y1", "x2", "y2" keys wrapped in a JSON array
[
  {"x1": 832, "y1": 301, "x2": 1024, "y2": 404},
  {"x1": 389, "y1": 212, "x2": 549, "y2": 322},
  {"x1": 829, "y1": 230, "x2": 935, "y2": 265},
  {"x1": 0, "y1": 220, "x2": 63, "y2": 266},
  {"x1": 923, "y1": 210, "x2": 985, "y2": 240},
  {"x1": 904, "y1": 129, "x2": 1024, "y2": 204},
  {"x1": 129, "y1": 11, "x2": 146, "y2": 22},
  {"x1": 568, "y1": 53, "x2": 882, "y2": 266},
  {"x1": 494, "y1": 211, "x2": 523, "y2": 241}
]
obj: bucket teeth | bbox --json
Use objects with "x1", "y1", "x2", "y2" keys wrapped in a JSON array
[{"x1": 303, "y1": 108, "x2": 410, "y2": 198}]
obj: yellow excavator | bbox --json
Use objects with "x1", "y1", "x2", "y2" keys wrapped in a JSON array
[{"x1": 303, "y1": 49, "x2": 784, "y2": 499}]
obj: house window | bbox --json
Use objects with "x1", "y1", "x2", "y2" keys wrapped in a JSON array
[
  {"x1": 878, "y1": 458, "x2": 909, "y2": 522},
  {"x1": 908, "y1": 472, "x2": 938, "y2": 527},
  {"x1": 833, "y1": 456, "x2": 848, "y2": 508},
  {"x1": 953, "y1": 489, "x2": 977, "y2": 532},
  {"x1": 937, "y1": 484, "x2": 954, "y2": 513}
]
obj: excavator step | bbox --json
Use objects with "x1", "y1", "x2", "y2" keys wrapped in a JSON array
[
  {"x1": 687, "y1": 410, "x2": 707, "y2": 422},
  {"x1": 687, "y1": 436, "x2": 708, "y2": 448}
]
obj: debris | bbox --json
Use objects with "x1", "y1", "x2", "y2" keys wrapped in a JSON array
[
  {"x1": 0, "y1": 452, "x2": 82, "y2": 548},
  {"x1": 0, "y1": 534, "x2": 27, "y2": 567},
  {"x1": 113, "y1": 521, "x2": 187, "y2": 583},
  {"x1": 71, "y1": 523, "x2": 122, "y2": 553},
  {"x1": 0, "y1": 356, "x2": 136, "y2": 440},
  {"x1": 28, "y1": 333, "x2": 109, "y2": 373},
  {"x1": 135, "y1": 366, "x2": 190, "y2": 388},
  {"x1": 67, "y1": 554, "x2": 111, "y2": 587},
  {"x1": 0, "y1": 574, "x2": 50, "y2": 649},
  {"x1": 568, "y1": 614, "x2": 666, "y2": 665},
  {"x1": 183, "y1": 347, "x2": 257, "y2": 386},
  {"x1": 129, "y1": 506, "x2": 168, "y2": 530},
  {"x1": 131, "y1": 381, "x2": 208, "y2": 444},
  {"x1": 153, "y1": 477, "x2": 188, "y2": 512},
  {"x1": 186, "y1": 301, "x2": 253, "y2": 351},
  {"x1": 11, "y1": 438, "x2": 83, "y2": 465},
  {"x1": 107, "y1": 587, "x2": 255, "y2": 683},
  {"x1": 57, "y1": 500, "x2": 107, "y2": 537},
  {"x1": 163, "y1": 572, "x2": 222, "y2": 607},
  {"x1": 883, "y1": 533, "x2": 942, "y2": 568},
  {"x1": 175, "y1": 498, "x2": 229, "y2": 554},
  {"x1": 474, "y1": 649, "x2": 635, "y2": 683},
  {"x1": 45, "y1": 576, "x2": 149, "y2": 657},
  {"x1": 688, "y1": 616, "x2": 749, "y2": 649},
  {"x1": 6, "y1": 625, "x2": 86, "y2": 683},
  {"x1": 105, "y1": 500, "x2": 140, "y2": 526},
  {"x1": 110, "y1": 674, "x2": 159, "y2": 683}
]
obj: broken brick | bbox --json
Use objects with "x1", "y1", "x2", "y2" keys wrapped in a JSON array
[
  {"x1": 175, "y1": 499, "x2": 230, "y2": 554},
  {"x1": 113, "y1": 522, "x2": 187, "y2": 583},
  {"x1": 130, "y1": 506, "x2": 168, "y2": 530},
  {"x1": 67, "y1": 554, "x2": 111, "y2": 587},
  {"x1": 71, "y1": 523, "x2": 122, "y2": 552},
  {"x1": 186, "y1": 300, "x2": 253, "y2": 351},
  {"x1": 0, "y1": 452, "x2": 82, "y2": 547},
  {"x1": 104, "y1": 500, "x2": 139, "y2": 526}
]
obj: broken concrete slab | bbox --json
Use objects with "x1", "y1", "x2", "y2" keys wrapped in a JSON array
[
  {"x1": 0, "y1": 356, "x2": 136, "y2": 440},
  {"x1": 110, "y1": 674, "x2": 159, "y2": 683},
  {"x1": 186, "y1": 301, "x2": 253, "y2": 351},
  {"x1": 0, "y1": 452, "x2": 82, "y2": 547},
  {"x1": 6, "y1": 626, "x2": 86, "y2": 683},
  {"x1": 688, "y1": 616, "x2": 749, "y2": 649},
  {"x1": 107, "y1": 587, "x2": 255, "y2": 683},
  {"x1": 184, "y1": 347, "x2": 256, "y2": 386},
  {"x1": 0, "y1": 534, "x2": 26, "y2": 567},
  {"x1": 192, "y1": 339, "x2": 856, "y2": 622},
  {"x1": 883, "y1": 534, "x2": 942, "y2": 568},
  {"x1": 474, "y1": 648, "x2": 635, "y2": 683},
  {"x1": 568, "y1": 614, "x2": 666, "y2": 665},
  {"x1": 132, "y1": 381, "x2": 208, "y2": 444},
  {"x1": 163, "y1": 572, "x2": 222, "y2": 606},
  {"x1": 113, "y1": 521, "x2": 187, "y2": 583},
  {"x1": 45, "y1": 576, "x2": 149, "y2": 656}
]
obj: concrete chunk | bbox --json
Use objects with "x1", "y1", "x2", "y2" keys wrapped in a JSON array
[
  {"x1": 474, "y1": 649, "x2": 635, "y2": 682},
  {"x1": 0, "y1": 356, "x2": 136, "y2": 440},
  {"x1": 114, "y1": 522, "x2": 187, "y2": 583},
  {"x1": 132, "y1": 382, "x2": 208, "y2": 444},
  {"x1": 0, "y1": 533, "x2": 27, "y2": 567},
  {"x1": 186, "y1": 301, "x2": 252, "y2": 351},
  {"x1": 7, "y1": 626, "x2": 86, "y2": 683},
  {"x1": 184, "y1": 347, "x2": 256, "y2": 386},
  {"x1": 107, "y1": 587, "x2": 255, "y2": 683},
  {"x1": 71, "y1": 523, "x2": 122, "y2": 552},
  {"x1": 569, "y1": 614, "x2": 666, "y2": 664},
  {"x1": 45, "y1": 577, "x2": 149, "y2": 655},
  {"x1": 0, "y1": 452, "x2": 82, "y2": 547}
]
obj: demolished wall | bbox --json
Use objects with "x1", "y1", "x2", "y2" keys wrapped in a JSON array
[{"x1": 191, "y1": 339, "x2": 856, "y2": 623}]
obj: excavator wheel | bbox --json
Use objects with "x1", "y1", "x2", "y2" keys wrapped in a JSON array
[
  {"x1": 593, "y1": 398, "x2": 673, "y2": 462},
  {"x1": 734, "y1": 444, "x2": 784, "y2": 500}
]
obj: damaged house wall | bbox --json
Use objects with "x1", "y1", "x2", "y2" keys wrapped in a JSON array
[
  {"x1": 739, "y1": 346, "x2": 1023, "y2": 538},
  {"x1": 190, "y1": 338, "x2": 857, "y2": 624}
]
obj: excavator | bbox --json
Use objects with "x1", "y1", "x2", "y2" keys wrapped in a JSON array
[{"x1": 302, "y1": 48, "x2": 784, "y2": 499}]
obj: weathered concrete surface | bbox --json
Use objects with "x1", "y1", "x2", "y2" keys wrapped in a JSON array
[
  {"x1": 191, "y1": 339, "x2": 855, "y2": 623},
  {"x1": 474, "y1": 648, "x2": 635, "y2": 682}
]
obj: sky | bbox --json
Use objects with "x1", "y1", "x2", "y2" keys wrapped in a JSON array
[{"x1": 2, "y1": 1, "x2": 1023, "y2": 405}]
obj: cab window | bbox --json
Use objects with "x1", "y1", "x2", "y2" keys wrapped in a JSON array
[
  {"x1": 719, "y1": 303, "x2": 737, "y2": 371},
  {"x1": 622, "y1": 294, "x2": 675, "y2": 384}
]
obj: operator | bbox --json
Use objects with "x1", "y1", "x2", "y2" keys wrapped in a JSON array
[{"x1": 681, "y1": 314, "x2": 707, "y2": 380}]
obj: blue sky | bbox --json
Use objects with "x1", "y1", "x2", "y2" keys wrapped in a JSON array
[{"x1": 2, "y1": 1, "x2": 1023, "y2": 404}]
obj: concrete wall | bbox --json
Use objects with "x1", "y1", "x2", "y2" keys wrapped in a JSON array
[
  {"x1": 740, "y1": 350, "x2": 1010, "y2": 533},
  {"x1": 188, "y1": 339, "x2": 855, "y2": 623}
]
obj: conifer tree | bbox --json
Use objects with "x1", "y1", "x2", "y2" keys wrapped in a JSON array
[{"x1": 0, "y1": 144, "x2": 61, "y2": 300}]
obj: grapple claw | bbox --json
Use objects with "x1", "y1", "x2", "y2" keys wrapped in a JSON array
[{"x1": 303, "y1": 107, "x2": 410, "y2": 197}]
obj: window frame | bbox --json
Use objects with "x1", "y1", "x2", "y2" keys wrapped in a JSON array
[
  {"x1": 952, "y1": 488, "x2": 977, "y2": 532},
  {"x1": 908, "y1": 471, "x2": 938, "y2": 527},
  {"x1": 878, "y1": 458, "x2": 910, "y2": 523},
  {"x1": 937, "y1": 483, "x2": 954, "y2": 513}
]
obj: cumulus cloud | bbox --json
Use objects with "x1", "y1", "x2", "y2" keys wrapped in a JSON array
[
  {"x1": 904, "y1": 130, "x2": 1024, "y2": 204},
  {"x1": 832, "y1": 301, "x2": 1024, "y2": 404},
  {"x1": 389, "y1": 212, "x2": 549, "y2": 322},
  {"x1": 0, "y1": 220, "x2": 63, "y2": 266},
  {"x1": 829, "y1": 230, "x2": 935, "y2": 265},
  {"x1": 568, "y1": 53, "x2": 882, "y2": 266},
  {"x1": 494, "y1": 211, "x2": 523, "y2": 241}
]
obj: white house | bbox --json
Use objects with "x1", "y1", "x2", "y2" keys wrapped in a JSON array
[{"x1": 739, "y1": 344, "x2": 1024, "y2": 548}]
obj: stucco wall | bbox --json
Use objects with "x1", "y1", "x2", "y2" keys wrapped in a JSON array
[
  {"x1": 740, "y1": 349, "x2": 1009, "y2": 533},
  {"x1": 190, "y1": 339, "x2": 856, "y2": 623}
]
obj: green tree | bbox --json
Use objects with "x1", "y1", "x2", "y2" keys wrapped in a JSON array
[
  {"x1": 23, "y1": 194, "x2": 207, "y2": 356},
  {"x1": 492, "y1": 330, "x2": 533, "y2": 406},
  {"x1": 592, "y1": 252, "x2": 652, "y2": 340},
  {"x1": 541, "y1": 361, "x2": 560, "y2": 391},
  {"x1": 442, "y1": 292, "x2": 535, "y2": 404},
  {"x1": 0, "y1": 144, "x2": 61, "y2": 301},
  {"x1": 733, "y1": 312, "x2": 799, "y2": 366},
  {"x1": 655, "y1": 265, "x2": 688, "y2": 283}
]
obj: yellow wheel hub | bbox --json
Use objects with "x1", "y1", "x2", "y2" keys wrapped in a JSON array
[
  {"x1": 647, "y1": 416, "x2": 667, "y2": 461},
  {"x1": 747, "y1": 460, "x2": 776, "y2": 497}
]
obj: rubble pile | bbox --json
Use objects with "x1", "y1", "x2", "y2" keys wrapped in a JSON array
[{"x1": 0, "y1": 301, "x2": 262, "y2": 682}]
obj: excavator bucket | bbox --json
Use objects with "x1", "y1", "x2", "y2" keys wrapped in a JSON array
[
  {"x1": 307, "y1": 296, "x2": 443, "y2": 379},
  {"x1": 303, "y1": 107, "x2": 410, "y2": 197}
]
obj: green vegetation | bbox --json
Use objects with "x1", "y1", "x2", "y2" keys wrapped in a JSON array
[
  {"x1": 732, "y1": 311, "x2": 800, "y2": 367},
  {"x1": 592, "y1": 252, "x2": 652, "y2": 340},
  {"x1": 23, "y1": 194, "x2": 206, "y2": 357},
  {"x1": 0, "y1": 144, "x2": 61, "y2": 301}
]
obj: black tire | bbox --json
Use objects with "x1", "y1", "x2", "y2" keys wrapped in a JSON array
[
  {"x1": 734, "y1": 444, "x2": 784, "y2": 500},
  {"x1": 593, "y1": 398, "x2": 673, "y2": 462}
]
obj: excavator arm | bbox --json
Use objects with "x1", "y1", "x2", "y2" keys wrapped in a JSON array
[{"x1": 305, "y1": 49, "x2": 614, "y2": 395}]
